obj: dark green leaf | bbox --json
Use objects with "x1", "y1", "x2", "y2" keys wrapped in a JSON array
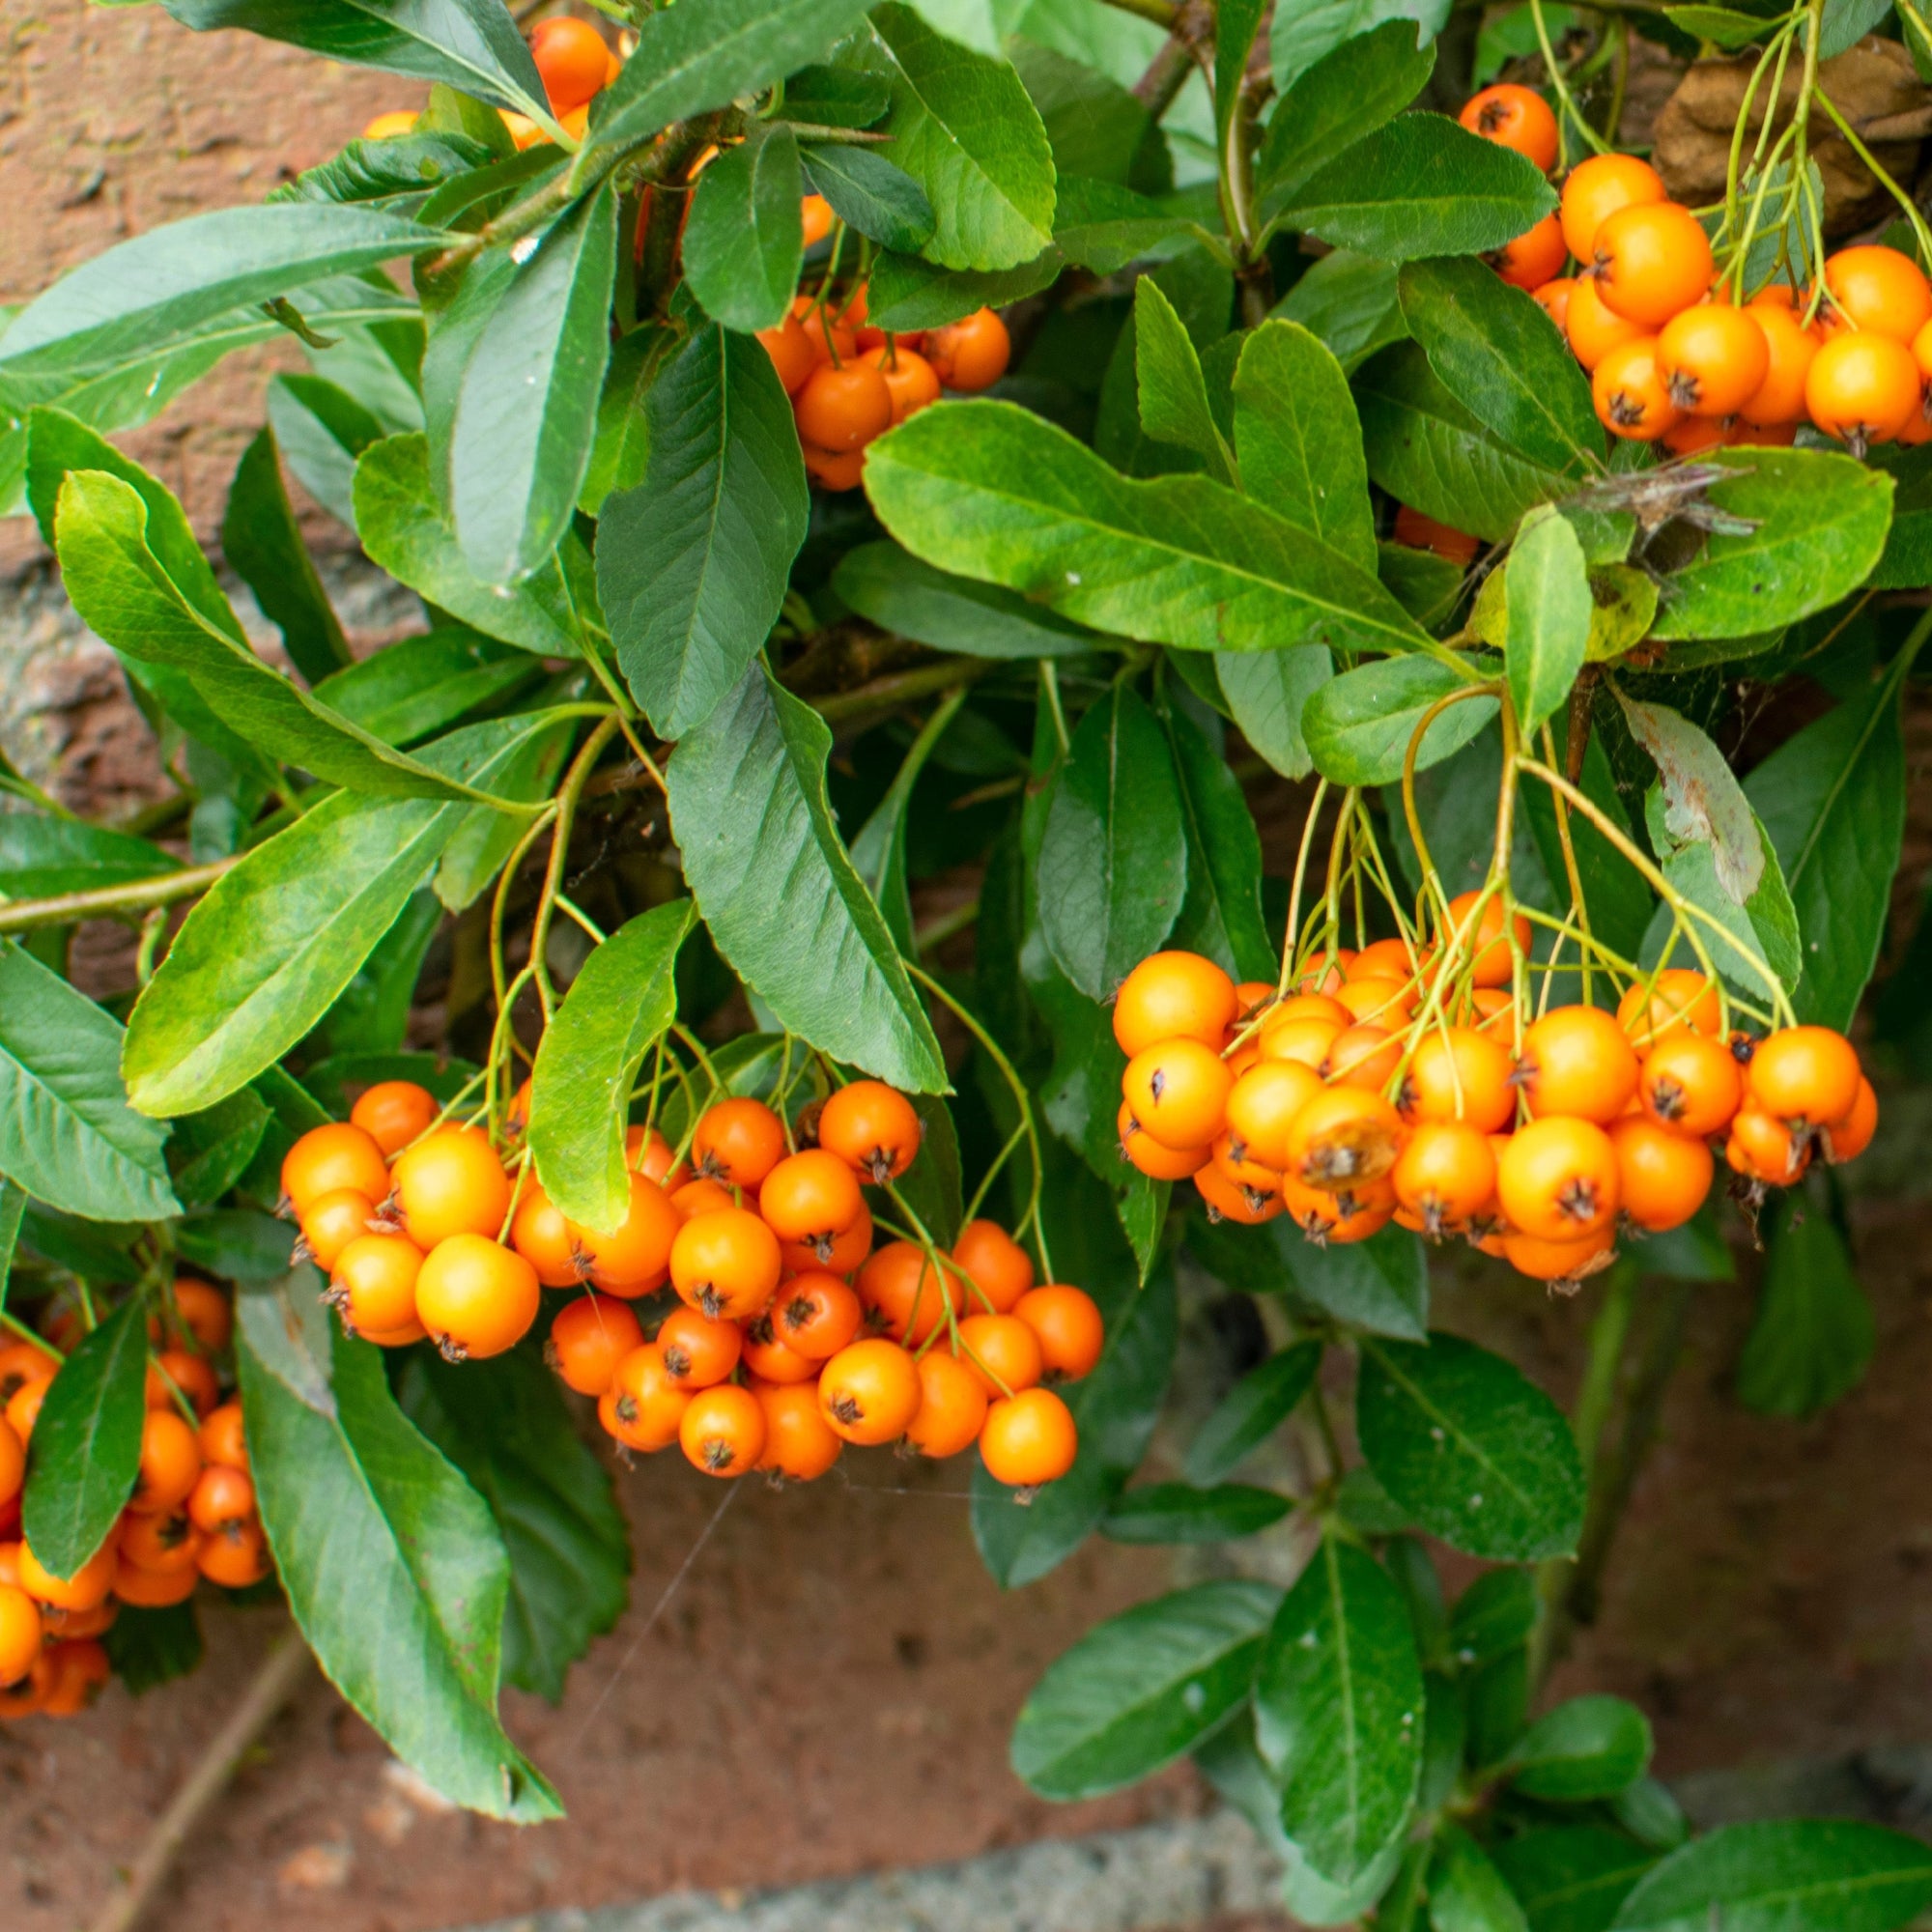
[
  {"x1": 399, "y1": 1347, "x2": 631, "y2": 1704},
  {"x1": 1507, "y1": 1696, "x2": 1654, "y2": 1801},
  {"x1": 1278, "y1": 248, "x2": 1407, "y2": 375},
  {"x1": 0, "y1": 811, "x2": 179, "y2": 899},
  {"x1": 222, "y1": 427, "x2": 352, "y2": 684},
  {"x1": 1357, "y1": 1334, "x2": 1586, "y2": 1560},
  {"x1": 862, "y1": 245, "x2": 1065, "y2": 331},
  {"x1": 311, "y1": 627, "x2": 537, "y2": 748},
  {"x1": 1165, "y1": 697, "x2": 1275, "y2": 983},
  {"x1": 528, "y1": 901, "x2": 694, "y2": 1233},
  {"x1": 1450, "y1": 1565, "x2": 1539, "y2": 1665},
  {"x1": 1737, "y1": 1188, "x2": 1872, "y2": 1418},
  {"x1": 848, "y1": 696, "x2": 961, "y2": 953},
  {"x1": 1037, "y1": 683, "x2": 1187, "y2": 1000},
  {"x1": 268, "y1": 372, "x2": 389, "y2": 526},
  {"x1": 1258, "y1": 21, "x2": 1435, "y2": 213},
  {"x1": 1052, "y1": 177, "x2": 1202, "y2": 274},
  {"x1": 1506, "y1": 505, "x2": 1592, "y2": 737},
  {"x1": 1434, "y1": 1826, "x2": 1533, "y2": 1932},
  {"x1": 579, "y1": 324, "x2": 675, "y2": 517},
  {"x1": 667, "y1": 664, "x2": 948, "y2": 1093},
  {"x1": 832, "y1": 542, "x2": 1094, "y2": 658},
  {"x1": 1010, "y1": 37, "x2": 1168, "y2": 194},
  {"x1": 1254, "y1": 1534, "x2": 1424, "y2": 1886},
  {"x1": 1214, "y1": 646, "x2": 1332, "y2": 781},
  {"x1": 1278, "y1": 115, "x2": 1556, "y2": 263},
  {"x1": 19, "y1": 1205, "x2": 146, "y2": 1286},
  {"x1": 102, "y1": 1601, "x2": 207, "y2": 1695},
  {"x1": 801, "y1": 143, "x2": 935, "y2": 255},
  {"x1": 0, "y1": 1181, "x2": 22, "y2": 1317},
  {"x1": 1135, "y1": 278, "x2": 1236, "y2": 484},
  {"x1": 278, "y1": 130, "x2": 497, "y2": 211},
  {"x1": 894, "y1": 1090, "x2": 964, "y2": 1248},
  {"x1": 1101, "y1": 1482, "x2": 1292, "y2": 1543},
  {"x1": 1304, "y1": 655, "x2": 1498, "y2": 786},
  {"x1": 1492, "y1": 1828, "x2": 1658, "y2": 1932},
  {"x1": 1010, "y1": 1579, "x2": 1281, "y2": 1796},
  {"x1": 176, "y1": 1208, "x2": 301, "y2": 1283},
  {"x1": 601, "y1": 325, "x2": 809, "y2": 738},
  {"x1": 1185, "y1": 1340, "x2": 1322, "y2": 1485},
  {"x1": 1609, "y1": 1821, "x2": 1932, "y2": 1932},
  {"x1": 170, "y1": 1089, "x2": 273, "y2": 1208},
  {"x1": 687, "y1": 123, "x2": 807, "y2": 330},
  {"x1": 1189, "y1": 1212, "x2": 1430, "y2": 1338},
  {"x1": 0, "y1": 942, "x2": 177, "y2": 1220},
  {"x1": 783, "y1": 63, "x2": 892, "y2": 128},
  {"x1": 1272, "y1": 0, "x2": 1452, "y2": 87},
  {"x1": 21, "y1": 1296, "x2": 148, "y2": 1578},
  {"x1": 866, "y1": 399, "x2": 1433, "y2": 658}
]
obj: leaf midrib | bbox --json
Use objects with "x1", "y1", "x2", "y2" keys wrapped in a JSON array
[{"x1": 1365, "y1": 1341, "x2": 1548, "y2": 1523}]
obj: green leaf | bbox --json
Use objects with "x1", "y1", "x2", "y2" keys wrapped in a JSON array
[
  {"x1": 162, "y1": 0, "x2": 548, "y2": 116},
  {"x1": 849, "y1": 699, "x2": 962, "y2": 954},
  {"x1": 687, "y1": 123, "x2": 806, "y2": 331},
  {"x1": 222, "y1": 427, "x2": 352, "y2": 684},
  {"x1": 1746, "y1": 660, "x2": 1908, "y2": 1030},
  {"x1": 1189, "y1": 1212, "x2": 1430, "y2": 1338},
  {"x1": 1185, "y1": 1339, "x2": 1322, "y2": 1486},
  {"x1": 1037, "y1": 683, "x2": 1187, "y2": 1000},
  {"x1": 528, "y1": 902, "x2": 695, "y2": 1234},
  {"x1": 1507, "y1": 1696, "x2": 1653, "y2": 1802},
  {"x1": 851, "y1": 4, "x2": 1057, "y2": 272},
  {"x1": 1258, "y1": 21, "x2": 1435, "y2": 214},
  {"x1": 19, "y1": 1205, "x2": 146, "y2": 1286},
  {"x1": 1357, "y1": 341, "x2": 1566, "y2": 543},
  {"x1": 1431, "y1": 1829, "x2": 1531, "y2": 1932},
  {"x1": 667, "y1": 664, "x2": 947, "y2": 1093},
  {"x1": 1135, "y1": 278, "x2": 1236, "y2": 485},
  {"x1": 1609, "y1": 1821, "x2": 1932, "y2": 1932},
  {"x1": 177, "y1": 1207, "x2": 305, "y2": 1283},
  {"x1": 170, "y1": 1089, "x2": 273, "y2": 1208},
  {"x1": 398, "y1": 1348, "x2": 631, "y2": 1704},
  {"x1": 1649, "y1": 449, "x2": 1892, "y2": 641},
  {"x1": 785, "y1": 63, "x2": 895, "y2": 128},
  {"x1": 866, "y1": 399, "x2": 1432, "y2": 658},
  {"x1": 446, "y1": 183, "x2": 617, "y2": 584},
  {"x1": 0, "y1": 942, "x2": 178, "y2": 1221},
  {"x1": 311, "y1": 627, "x2": 538, "y2": 748},
  {"x1": 1304, "y1": 655, "x2": 1498, "y2": 786},
  {"x1": 1233, "y1": 320, "x2": 1376, "y2": 572},
  {"x1": 1165, "y1": 697, "x2": 1275, "y2": 983},
  {"x1": 1663, "y1": 3, "x2": 1779, "y2": 43},
  {"x1": 579, "y1": 325, "x2": 674, "y2": 517},
  {"x1": 278, "y1": 130, "x2": 497, "y2": 212},
  {"x1": 1010, "y1": 1579, "x2": 1281, "y2": 1797},
  {"x1": 862, "y1": 245, "x2": 1065, "y2": 331},
  {"x1": 20, "y1": 1295, "x2": 148, "y2": 1578},
  {"x1": 1101, "y1": 1482, "x2": 1292, "y2": 1543},
  {"x1": 1215, "y1": 0, "x2": 1269, "y2": 151},
  {"x1": 895, "y1": 1090, "x2": 965, "y2": 1247},
  {"x1": 55, "y1": 471, "x2": 523, "y2": 807},
  {"x1": 268, "y1": 372, "x2": 390, "y2": 526},
  {"x1": 1505, "y1": 505, "x2": 1591, "y2": 738},
  {"x1": 102, "y1": 1601, "x2": 207, "y2": 1695},
  {"x1": 1214, "y1": 646, "x2": 1333, "y2": 781},
  {"x1": 0, "y1": 811, "x2": 179, "y2": 899},
  {"x1": 1737, "y1": 1189, "x2": 1872, "y2": 1418},
  {"x1": 1451, "y1": 1565, "x2": 1538, "y2": 1665},
  {"x1": 1272, "y1": 0, "x2": 1451, "y2": 87},
  {"x1": 1051, "y1": 178, "x2": 1202, "y2": 274},
  {"x1": 1254, "y1": 1534, "x2": 1424, "y2": 1887},
  {"x1": 123, "y1": 715, "x2": 552, "y2": 1116},
  {"x1": 1492, "y1": 1828, "x2": 1658, "y2": 1932},
  {"x1": 1010, "y1": 37, "x2": 1168, "y2": 193},
  {"x1": 801, "y1": 143, "x2": 935, "y2": 254},
  {"x1": 832, "y1": 541, "x2": 1094, "y2": 658},
  {"x1": 1278, "y1": 114, "x2": 1556, "y2": 263},
  {"x1": 586, "y1": 0, "x2": 875, "y2": 163},
  {"x1": 0, "y1": 203, "x2": 446, "y2": 383},
  {"x1": 0, "y1": 1181, "x2": 23, "y2": 1318},
  {"x1": 354, "y1": 434, "x2": 591, "y2": 659},
  {"x1": 1357, "y1": 1334, "x2": 1586, "y2": 1561},
  {"x1": 238, "y1": 1293, "x2": 561, "y2": 1819},
  {"x1": 1399, "y1": 256, "x2": 1603, "y2": 475},
  {"x1": 1277, "y1": 248, "x2": 1407, "y2": 375},
  {"x1": 972, "y1": 1259, "x2": 1176, "y2": 1587},
  {"x1": 601, "y1": 325, "x2": 809, "y2": 739}
]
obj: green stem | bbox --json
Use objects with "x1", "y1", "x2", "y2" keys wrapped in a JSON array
[{"x1": 0, "y1": 858, "x2": 241, "y2": 935}]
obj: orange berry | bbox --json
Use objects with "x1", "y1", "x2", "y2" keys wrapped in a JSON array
[
  {"x1": 1118, "y1": 1103, "x2": 1210, "y2": 1179},
  {"x1": 298, "y1": 1187, "x2": 378, "y2": 1273},
  {"x1": 131, "y1": 1408, "x2": 202, "y2": 1516},
  {"x1": 1496, "y1": 1116, "x2": 1620, "y2": 1241},
  {"x1": 671, "y1": 1177, "x2": 737, "y2": 1220},
  {"x1": 1593, "y1": 335, "x2": 1680, "y2": 440},
  {"x1": 413, "y1": 1235, "x2": 540, "y2": 1361},
  {"x1": 1517, "y1": 1006, "x2": 1639, "y2": 1123},
  {"x1": 1532, "y1": 277, "x2": 1576, "y2": 330},
  {"x1": 1194, "y1": 1159, "x2": 1286, "y2": 1225},
  {"x1": 548, "y1": 1293, "x2": 645, "y2": 1398},
  {"x1": 818, "y1": 1339, "x2": 923, "y2": 1445},
  {"x1": 119, "y1": 1508, "x2": 204, "y2": 1574},
  {"x1": 186, "y1": 1463, "x2": 256, "y2": 1535},
  {"x1": 1637, "y1": 1033, "x2": 1742, "y2": 1139},
  {"x1": 1616, "y1": 969, "x2": 1720, "y2": 1046},
  {"x1": 817, "y1": 1079, "x2": 923, "y2": 1183},
  {"x1": 1325, "y1": 1024, "x2": 1403, "y2": 1094},
  {"x1": 772, "y1": 1272, "x2": 864, "y2": 1359},
  {"x1": 800, "y1": 193, "x2": 835, "y2": 247},
  {"x1": 979, "y1": 1387, "x2": 1077, "y2": 1488},
  {"x1": 1746, "y1": 1026, "x2": 1862, "y2": 1131},
  {"x1": 1122, "y1": 1037, "x2": 1234, "y2": 1151},
  {"x1": 1823, "y1": 244, "x2": 1932, "y2": 342},
  {"x1": 1283, "y1": 1086, "x2": 1406, "y2": 1191},
  {"x1": 199, "y1": 1402, "x2": 247, "y2": 1471},
  {"x1": 0, "y1": 1422, "x2": 20, "y2": 1513},
  {"x1": 655, "y1": 1304, "x2": 743, "y2": 1390},
  {"x1": 1823, "y1": 1076, "x2": 1878, "y2": 1164},
  {"x1": 950, "y1": 1219, "x2": 1035, "y2": 1315},
  {"x1": 739, "y1": 1315, "x2": 818, "y2": 1385},
  {"x1": 571, "y1": 1170, "x2": 682, "y2": 1296},
  {"x1": 860, "y1": 343, "x2": 943, "y2": 423},
  {"x1": 328, "y1": 1230, "x2": 425, "y2": 1338},
  {"x1": 1494, "y1": 212, "x2": 1568, "y2": 291},
  {"x1": 1013, "y1": 1286, "x2": 1104, "y2": 1381},
  {"x1": 1392, "y1": 1122, "x2": 1497, "y2": 1236},
  {"x1": 1391, "y1": 505, "x2": 1481, "y2": 566},
  {"x1": 904, "y1": 1352, "x2": 989, "y2": 1459},
  {"x1": 510, "y1": 1179, "x2": 581, "y2": 1289},
  {"x1": 1805, "y1": 331, "x2": 1921, "y2": 447},
  {"x1": 1112, "y1": 952, "x2": 1239, "y2": 1058},
  {"x1": 1400, "y1": 1026, "x2": 1516, "y2": 1132},
  {"x1": 147, "y1": 1350, "x2": 218, "y2": 1419},
  {"x1": 529, "y1": 15, "x2": 609, "y2": 113},
  {"x1": 1658, "y1": 302, "x2": 1769, "y2": 416},
  {"x1": 954, "y1": 1313, "x2": 1043, "y2": 1397},
  {"x1": 668, "y1": 1208, "x2": 781, "y2": 1322},
  {"x1": 391, "y1": 1125, "x2": 511, "y2": 1248},
  {"x1": 281, "y1": 1122, "x2": 387, "y2": 1217},
  {"x1": 349, "y1": 1080, "x2": 437, "y2": 1157},
  {"x1": 0, "y1": 1583, "x2": 42, "y2": 1686},
  {"x1": 1224, "y1": 1059, "x2": 1322, "y2": 1172},
  {"x1": 600, "y1": 1344, "x2": 689, "y2": 1452},
  {"x1": 794, "y1": 360, "x2": 894, "y2": 451},
  {"x1": 1462, "y1": 83, "x2": 1560, "y2": 170},
  {"x1": 1442, "y1": 891, "x2": 1530, "y2": 988},
  {"x1": 678, "y1": 1385, "x2": 765, "y2": 1478},
  {"x1": 362, "y1": 110, "x2": 419, "y2": 141},
  {"x1": 857, "y1": 1239, "x2": 962, "y2": 1344},
  {"x1": 803, "y1": 442, "x2": 867, "y2": 491},
  {"x1": 18, "y1": 1537, "x2": 117, "y2": 1613},
  {"x1": 779, "y1": 1197, "x2": 873, "y2": 1278},
  {"x1": 923, "y1": 307, "x2": 1009, "y2": 390},
  {"x1": 196, "y1": 1521, "x2": 270, "y2": 1589},
  {"x1": 1591, "y1": 201, "x2": 1713, "y2": 327},
  {"x1": 1609, "y1": 1115, "x2": 1713, "y2": 1233},
  {"x1": 1257, "y1": 1011, "x2": 1345, "y2": 1069},
  {"x1": 692, "y1": 1098, "x2": 786, "y2": 1188},
  {"x1": 753, "y1": 1378, "x2": 844, "y2": 1480},
  {"x1": 758, "y1": 313, "x2": 816, "y2": 396},
  {"x1": 1565, "y1": 271, "x2": 1645, "y2": 372},
  {"x1": 1503, "y1": 1228, "x2": 1616, "y2": 1284},
  {"x1": 1559, "y1": 153, "x2": 1666, "y2": 265},
  {"x1": 758, "y1": 1150, "x2": 864, "y2": 1258}
]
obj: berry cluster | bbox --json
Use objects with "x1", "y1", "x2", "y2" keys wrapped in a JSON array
[
  {"x1": 1463, "y1": 85, "x2": 1932, "y2": 455},
  {"x1": 285, "y1": 1078, "x2": 1101, "y2": 1493},
  {"x1": 0, "y1": 1282, "x2": 265, "y2": 1722},
  {"x1": 1115, "y1": 936, "x2": 1876, "y2": 1289}
]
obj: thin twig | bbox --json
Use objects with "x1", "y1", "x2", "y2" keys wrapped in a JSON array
[{"x1": 0, "y1": 858, "x2": 241, "y2": 935}]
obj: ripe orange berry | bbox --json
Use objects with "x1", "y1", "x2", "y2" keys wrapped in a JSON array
[
  {"x1": 1113, "y1": 952, "x2": 1240, "y2": 1058},
  {"x1": 18, "y1": 1537, "x2": 117, "y2": 1613},
  {"x1": 1391, "y1": 505, "x2": 1481, "y2": 566},
  {"x1": 859, "y1": 343, "x2": 943, "y2": 423},
  {"x1": 548, "y1": 1294, "x2": 644, "y2": 1398},
  {"x1": 120, "y1": 1507, "x2": 204, "y2": 1573},
  {"x1": 1591, "y1": 201, "x2": 1713, "y2": 326},
  {"x1": 114, "y1": 1552, "x2": 199, "y2": 1607},
  {"x1": 0, "y1": 1583, "x2": 43, "y2": 1686},
  {"x1": 950, "y1": 1219, "x2": 1035, "y2": 1314},
  {"x1": 980, "y1": 1387, "x2": 1077, "y2": 1488},
  {"x1": 656, "y1": 1304, "x2": 744, "y2": 1389},
  {"x1": 1658, "y1": 303, "x2": 1769, "y2": 416},
  {"x1": 758, "y1": 313, "x2": 816, "y2": 396},
  {"x1": 413, "y1": 1235, "x2": 540, "y2": 1361},
  {"x1": 795, "y1": 359, "x2": 894, "y2": 451},
  {"x1": 349, "y1": 1080, "x2": 437, "y2": 1157},
  {"x1": 1503, "y1": 1228, "x2": 1616, "y2": 1284},
  {"x1": 1122, "y1": 1037, "x2": 1234, "y2": 1151},
  {"x1": 1224, "y1": 1059, "x2": 1322, "y2": 1172},
  {"x1": 1443, "y1": 890, "x2": 1531, "y2": 988},
  {"x1": 281, "y1": 1122, "x2": 388, "y2": 1217},
  {"x1": 1257, "y1": 1011, "x2": 1344, "y2": 1070},
  {"x1": 186, "y1": 1463, "x2": 256, "y2": 1535},
  {"x1": 759, "y1": 1150, "x2": 864, "y2": 1260},
  {"x1": 1565, "y1": 271, "x2": 1645, "y2": 372},
  {"x1": 1823, "y1": 244, "x2": 1932, "y2": 342},
  {"x1": 328, "y1": 1231, "x2": 425, "y2": 1338},
  {"x1": 199, "y1": 1402, "x2": 247, "y2": 1471},
  {"x1": 819, "y1": 1338, "x2": 923, "y2": 1444},
  {"x1": 1805, "y1": 331, "x2": 1921, "y2": 448},
  {"x1": 817, "y1": 1079, "x2": 923, "y2": 1183},
  {"x1": 780, "y1": 1198, "x2": 873, "y2": 1277},
  {"x1": 1532, "y1": 277, "x2": 1576, "y2": 330},
  {"x1": 679, "y1": 1385, "x2": 765, "y2": 1478},
  {"x1": 1609, "y1": 1115, "x2": 1713, "y2": 1233},
  {"x1": 773, "y1": 1272, "x2": 864, "y2": 1359},
  {"x1": 955, "y1": 1313, "x2": 1043, "y2": 1397},
  {"x1": 1195, "y1": 1159, "x2": 1286, "y2": 1225},
  {"x1": 131, "y1": 1409, "x2": 202, "y2": 1516},
  {"x1": 1392, "y1": 1122, "x2": 1497, "y2": 1236},
  {"x1": 169, "y1": 1279, "x2": 233, "y2": 1355},
  {"x1": 1823, "y1": 1076, "x2": 1878, "y2": 1164},
  {"x1": 804, "y1": 443, "x2": 867, "y2": 491},
  {"x1": 1399, "y1": 1026, "x2": 1516, "y2": 1132},
  {"x1": 147, "y1": 1350, "x2": 218, "y2": 1419},
  {"x1": 1211, "y1": 1127, "x2": 1283, "y2": 1201},
  {"x1": 5, "y1": 1378, "x2": 48, "y2": 1447},
  {"x1": 572, "y1": 1171, "x2": 682, "y2": 1295},
  {"x1": 391, "y1": 1125, "x2": 511, "y2": 1248},
  {"x1": 1661, "y1": 413, "x2": 1732, "y2": 456},
  {"x1": 0, "y1": 1341, "x2": 57, "y2": 1407},
  {"x1": 600, "y1": 1343, "x2": 689, "y2": 1452},
  {"x1": 1593, "y1": 335, "x2": 1680, "y2": 440},
  {"x1": 1726, "y1": 1106, "x2": 1808, "y2": 1183},
  {"x1": 196, "y1": 1521, "x2": 270, "y2": 1589},
  {"x1": 1118, "y1": 1104, "x2": 1209, "y2": 1180},
  {"x1": 800, "y1": 193, "x2": 835, "y2": 247},
  {"x1": 1617, "y1": 969, "x2": 1720, "y2": 1045},
  {"x1": 923, "y1": 307, "x2": 1009, "y2": 390},
  {"x1": 298, "y1": 1187, "x2": 378, "y2": 1273},
  {"x1": 1322, "y1": 1024, "x2": 1400, "y2": 1094},
  {"x1": 1494, "y1": 213, "x2": 1568, "y2": 291},
  {"x1": 1517, "y1": 1006, "x2": 1639, "y2": 1122},
  {"x1": 1559, "y1": 153, "x2": 1667, "y2": 265},
  {"x1": 510, "y1": 1179, "x2": 580, "y2": 1289},
  {"x1": 1013, "y1": 1286, "x2": 1104, "y2": 1381},
  {"x1": 1283, "y1": 1086, "x2": 1406, "y2": 1191},
  {"x1": 740, "y1": 1315, "x2": 817, "y2": 1385},
  {"x1": 0, "y1": 1421, "x2": 20, "y2": 1513},
  {"x1": 753, "y1": 1378, "x2": 844, "y2": 1479},
  {"x1": 1462, "y1": 83, "x2": 1560, "y2": 170},
  {"x1": 1638, "y1": 1033, "x2": 1742, "y2": 1139},
  {"x1": 692, "y1": 1097, "x2": 786, "y2": 1188},
  {"x1": 1497, "y1": 1116, "x2": 1620, "y2": 1240},
  {"x1": 1747, "y1": 1026, "x2": 1862, "y2": 1131},
  {"x1": 792, "y1": 293, "x2": 856, "y2": 364},
  {"x1": 669, "y1": 1208, "x2": 781, "y2": 1322},
  {"x1": 904, "y1": 1353, "x2": 988, "y2": 1459},
  {"x1": 671, "y1": 1177, "x2": 737, "y2": 1220},
  {"x1": 1333, "y1": 975, "x2": 1417, "y2": 1025},
  {"x1": 529, "y1": 14, "x2": 609, "y2": 113},
  {"x1": 857, "y1": 1239, "x2": 962, "y2": 1343},
  {"x1": 625, "y1": 1125, "x2": 689, "y2": 1191}
]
